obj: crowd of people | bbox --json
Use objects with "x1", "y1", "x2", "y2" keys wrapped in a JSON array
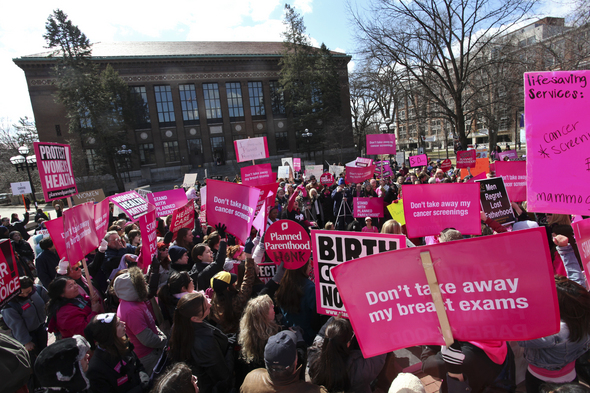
[{"x1": 0, "y1": 153, "x2": 589, "y2": 393}]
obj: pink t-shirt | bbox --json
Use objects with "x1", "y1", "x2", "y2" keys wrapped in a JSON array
[
  {"x1": 117, "y1": 300, "x2": 158, "y2": 358},
  {"x1": 362, "y1": 226, "x2": 379, "y2": 233}
]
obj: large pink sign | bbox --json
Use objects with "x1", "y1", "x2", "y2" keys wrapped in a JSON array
[
  {"x1": 147, "y1": 189, "x2": 188, "y2": 217},
  {"x1": 45, "y1": 217, "x2": 66, "y2": 259},
  {"x1": 524, "y1": 70, "x2": 590, "y2": 215},
  {"x1": 409, "y1": 154, "x2": 428, "y2": 168},
  {"x1": 573, "y1": 218, "x2": 590, "y2": 285},
  {"x1": 456, "y1": 150, "x2": 476, "y2": 168},
  {"x1": 206, "y1": 179, "x2": 260, "y2": 244},
  {"x1": 345, "y1": 164, "x2": 376, "y2": 184},
  {"x1": 94, "y1": 199, "x2": 110, "y2": 241},
  {"x1": 332, "y1": 228, "x2": 559, "y2": 357},
  {"x1": 497, "y1": 150, "x2": 519, "y2": 161},
  {"x1": 366, "y1": 134, "x2": 396, "y2": 155},
  {"x1": 139, "y1": 204, "x2": 157, "y2": 274},
  {"x1": 495, "y1": 161, "x2": 527, "y2": 202},
  {"x1": 110, "y1": 191, "x2": 148, "y2": 221},
  {"x1": 241, "y1": 163, "x2": 274, "y2": 186},
  {"x1": 33, "y1": 142, "x2": 77, "y2": 201},
  {"x1": 353, "y1": 197, "x2": 384, "y2": 218},
  {"x1": 234, "y1": 137, "x2": 269, "y2": 162},
  {"x1": 169, "y1": 201, "x2": 195, "y2": 239},
  {"x1": 403, "y1": 184, "x2": 481, "y2": 237},
  {"x1": 252, "y1": 182, "x2": 277, "y2": 233},
  {"x1": 63, "y1": 202, "x2": 99, "y2": 265}
]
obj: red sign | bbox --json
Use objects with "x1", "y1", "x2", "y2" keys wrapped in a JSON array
[
  {"x1": 94, "y1": 199, "x2": 110, "y2": 241},
  {"x1": 495, "y1": 161, "x2": 527, "y2": 202},
  {"x1": 34, "y1": 142, "x2": 78, "y2": 201},
  {"x1": 366, "y1": 134, "x2": 396, "y2": 155},
  {"x1": 353, "y1": 197, "x2": 384, "y2": 218},
  {"x1": 331, "y1": 228, "x2": 559, "y2": 357},
  {"x1": 345, "y1": 164, "x2": 376, "y2": 184},
  {"x1": 169, "y1": 201, "x2": 195, "y2": 239},
  {"x1": 573, "y1": 218, "x2": 590, "y2": 285},
  {"x1": 440, "y1": 159, "x2": 452, "y2": 172},
  {"x1": 456, "y1": 150, "x2": 476, "y2": 168},
  {"x1": 139, "y1": 204, "x2": 157, "y2": 274},
  {"x1": 409, "y1": 154, "x2": 428, "y2": 168},
  {"x1": 320, "y1": 173, "x2": 334, "y2": 185},
  {"x1": 64, "y1": 202, "x2": 99, "y2": 265},
  {"x1": 45, "y1": 217, "x2": 66, "y2": 259},
  {"x1": 265, "y1": 220, "x2": 311, "y2": 270},
  {"x1": 241, "y1": 163, "x2": 274, "y2": 186},
  {"x1": 0, "y1": 239, "x2": 21, "y2": 308}
]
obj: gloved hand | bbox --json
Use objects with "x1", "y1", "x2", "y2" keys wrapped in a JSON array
[
  {"x1": 441, "y1": 341, "x2": 465, "y2": 375},
  {"x1": 98, "y1": 239, "x2": 108, "y2": 252},
  {"x1": 272, "y1": 261, "x2": 286, "y2": 284},
  {"x1": 139, "y1": 371, "x2": 149, "y2": 388},
  {"x1": 215, "y1": 223, "x2": 227, "y2": 239}
]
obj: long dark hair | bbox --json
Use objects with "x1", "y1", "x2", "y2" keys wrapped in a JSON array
[
  {"x1": 170, "y1": 292, "x2": 207, "y2": 363},
  {"x1": 191, "y1": 243, "x2": 208, "y2": 261},
  {"x1": 210, "y1": 281, "x2": 238, "y2": 330},
  {"x1": 555, "y1": 275, "x2": 590, "y2": 342},
  {"x1": 204, "y1": 231, "x2": 221, "y2": 250},
  {"x1": 152, "y1": 363, "x2": 195, "y2": 393},
  {"x1": 46, "y1": 276, "x2": 73, "y2": 318},
  {"x1": 176, "y1": 228, "x2": 193, "y2": 252},
  {"x1": 157, "y1": 272, "x2": 192, "y2": 310},
  {"x1": 84, "y1": 314, "x2": 129, "y2": 357},
  {"x1": 309, "y1": 318, "x2": 353, "y2": 392},
  {"x1": 275, "y1": 260, "x2": 309, "y2": 314}
]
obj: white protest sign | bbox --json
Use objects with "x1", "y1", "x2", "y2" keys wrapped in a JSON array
[{"x1": 11, "y1": 182, "x2": 31, "y2": 195}]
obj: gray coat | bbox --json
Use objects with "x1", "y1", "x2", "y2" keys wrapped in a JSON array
[{"x1": 1, "y1": 285, "x2": 48, "y2": 345}]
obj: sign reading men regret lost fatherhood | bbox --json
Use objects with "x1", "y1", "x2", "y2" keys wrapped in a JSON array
[{"x1": 524, "y1": 70, "x2": 590, "y2": 216}]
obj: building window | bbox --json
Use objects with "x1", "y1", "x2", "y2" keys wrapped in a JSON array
[
  {"x1": 233, "y1": 135, "x2": 246, "y2": 142},
  {"x1": 85, "y1": 149, "x2": 98, "y2": 171},
  {"x1": 131, "y1": 86, "x2": 151, "y2": 128},
  {"x1": 55, "y1": 124, "x2": 61, "y2": 136},
  {"x1": 187, "y1": 139, "x2": 202, "y2": 155},
  {"x1": 254, "y1": 133, "x2": 266, "y2": 138},
  {"x1": 210, "y1": 136, "x2": 225, "y2": 150},
  {"x1": 154, "y1": 85, "x2": 176, "y2": 125},
  {"x1": 275, "y1": 131, "x2": 289, "y2": 151},
  {"x1": 269, "y1": 81, "x2": 285, "y2": 117},
  {"x1": 248, "y1": 82, "x2": 265, "y2": 117},
  {"x1": 225, "y1": 82, "x2": 244, "y2": 119},
  {"x1": 79, "y1": 109, "x2": 92, "y2": 129},
  {"x1": 138, "y1": 143, "x2": 156, "y2": 165},
  {"x1": 179, "y1": 84, "x2": 199, "y2": 125},
  {"x1": 203, "y1": 83, "x2": 222, "y2": 121},
  {"x1": 163, "y1": 141, "x2": 180, "y2": 162}
]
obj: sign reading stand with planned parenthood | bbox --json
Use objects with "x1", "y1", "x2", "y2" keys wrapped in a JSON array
[{"x1": 34, "y1": 142, "x2": 77, "y2": 201}]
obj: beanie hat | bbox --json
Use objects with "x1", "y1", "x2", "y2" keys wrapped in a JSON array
[
  {"x1": 169, "y1": 245, "x2": 188, "y2": 263},
  {"x1": 264, "y1": 330, "x2": 297, "y2": 369},
  {"x1": 388, "y1": 373, "x2": 426, "y2": 393},
  {"x1": 233, "y1": 246, "x2": 245, "y2": 260},
  {"x1": 57, "y1": 259, "x2": 69, "y2": 275},
  {"x1": 210, "y1": 271, "x2": 237, "y2": 293},
  {"x1": 34, "y1": 335, "x2": 90, "y2": 392}
]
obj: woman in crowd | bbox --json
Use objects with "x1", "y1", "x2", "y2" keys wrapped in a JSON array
[
  {"x1": 169, "y1": 245, "x2": 190, "y2": 273},
  {"x1": 10, "y1": 231, "x2": 36, "y2": 278},
  {"x1": 204, "y1": 231, "x2": 222, "y2": 260},
  {"x1": 150, "y1": 242, "x2": 171, "y2": 290},
  {"x1": 362, "y1": 217, "x2": 379, "y2": 233},
  {"x1": 224, "y1": 245, "x2": 245, "y2": 273},
  {"x1": 190, "y1": 237, "x2": 227, "y2": 291},
  {"x1": 152, "y1": 363, "x2": 199, "y2": 393},
  {"x1": 157, "y1": 271, "x2": 195, "y2": 324},
  {"x1": 127, "y1": 229, "x2": 141, "y2": 247},
  {"x1": 176, "y1": 228, "x2": 196, "y2": 267}
]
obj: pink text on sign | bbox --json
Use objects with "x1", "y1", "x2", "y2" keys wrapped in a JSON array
[{"x1": 234, "y1": 137, "x2": 269, "y2": 162}]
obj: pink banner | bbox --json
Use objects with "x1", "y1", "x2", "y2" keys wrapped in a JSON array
[
  {"x1": 495, "y1": 161, "x2": 527, "y2": 202},
  {"x1": 456, "y1": 150, "x2": 476, "y2": 168},
  {"x1": 573, "y1": 218, "x2": 590, "y2": 285},
  {"x1": 205, "y1": 179, "x2": 261, "y2": 244},
  {"x1": 345, "y1": 164, "x2": 376, "y2": 184},
  {"x1": 403, "y1": 184, "x2": 481, "y2": 237},
  {"x1": 139, "y1": 204, "x2": 157, "y2": 274},
  {"x1": 525, "y1": 70, "x2": 590, "y2": 215},
  {"x1": 241, "y1": 163, "x2": 274, "y2": 186},
  {"x1": 466, "y1": 171, "x2": 487, "y2": 183},
  {"x1": 332, "y1": 227, "x2": 559, "y2": 357},
  {"x1": 0, "y1": 239, "x2": 21, "y2": 308},
  {"x1": 33, "y1": 142, "x2": 77, "y2": 201},
  {"x1": 169, "y1": 201, "x2": 195, "y2": 240},
  {"x1": 375, "y1": 161, "x2": 393, "y2": 177},
  {"x1": 45, "y1": 217, "x2": 67, "y2": 260},
  {"x1": 353, "y1": 197, "x2": 384, "y2": 218},
  {"x1": 234, "y1": 137, "x2": 269, "y2": 162},
  {"x1": 497, "y1": 150, "x2": 518, "y2": 161},
  {"x1": 94, "y1": 199, "x2": 110, "y2": 241},
  {"x1": 409, "y1": 154, "x2": 428, "y2": 168},
  {"x1": 293, "y1": 158, "x2": 301, "y2": 172},
  {"x1": 320, "y1": 172, "x2": 334, "y2": 185},
  {"x1": 252, "y1": 201, "x2": 266, "y2": 233},
  {"x1": 64, "y1": 202, "x2": 99, "y2": 265},
  {"x1": 147, "y1": 189, "x2": 189, "y2": 217},
  {"x1": 366, "y1": 134, "x2": 396, "y2": 155},
  {"x1": 110, "y1": 191, "x2": 148, "y2": 221}
]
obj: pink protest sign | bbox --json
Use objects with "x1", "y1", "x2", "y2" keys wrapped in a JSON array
[
  {"x1": 312, "y1": 230, "x2": 406, "y2": 316},
  {"x1": 525, "y1": 70, "x2": 590, "y2": 215},
  {"x1": 206, "y1": 179, "x2": 260, "y2": 244},
  {"x1": 293, "y1": 158, "x2": 301, "y2": 172},
  {"x1": 234, "y1": 137, "x2": 269, "y2": 162},
  {"x1": 456, "y1": 150, "x2": 476, "y2": 168},
  {"x1": 332, "y1": 227, "x2": 559, "y2": 357},
  {"x1": 573, "y1": 218, "x2": 590, "y2": 285},
  {"x1": 110, "y1": 191, "x2": 148, "y2": 221},
  {"x1": 45, "y1": 217, "x2": 66, "y2": 259},
  {"x1": 252, "y1": 182, "x2": 277, "y2": 234},
  {"x1": 0, "y1": 239, "x2": 21, "y2": 308},
  {"x1": 466, "y1": 171, "x2": 487, "y2": 183},
  {"x1": 409, "y1": 154, "x2": 428, "y2": 168},
  {"x1": 63, "y1": 202, "x2": 99, "y2": 264},
  {"x1": 375, "y1": 161, "x2": 393, "y2": 177},
  {"x1": 139, "y1": 204, "x2": 157, "y2": 274},
  {"x1": 495, "y1": 161, "x2": 527, "y2": 202},
  {"x1": 366, "y1": 134, "x2": 396, "y2": 155},
  {"x1": 33, "y1": 142, "x2": 77, "y2": 201},
  {"x1": 345, "y1": 164, "x2": 376, "y2": 184},
  {"x1": 169, "y1": 201, "x2": 195, "y2": 239},
  {"x1": 265, "y1": 220, "x2": 311, "y2": 270},
  {"x1": 320, "y1": 172, "x2": 334, "y2": 185},
  {"x1": 497, "y1": 150, "x2": 518, "y2": 161},
  {"x1": 354, "y1": 157, "x2": 373, "y2": 167},
  {"x1": 353, "y1": 197, "x2": 384, "y2": 218},
  {"x1": 94, "y1": 199, "x2": 110, "y2": 241},
  {"x1": 241, "y1": 163, "x2": 273, "y2": 186},
  {"x1": 147, "y1": 189, "x2": 188, "y2": 217},
  {"x1": 252, "y1": 201, "x2": 266, "y2": 233},
  {"x1": 440, "y1": 159, "x2": 452, "y2": 172},
  {"x1": 403, "y1": 184, "x2": 481, "y2": 237}
]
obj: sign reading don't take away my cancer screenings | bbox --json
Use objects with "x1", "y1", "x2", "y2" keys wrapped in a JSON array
[{"x1": 34, "y1": 142, "x2": 77, "y2": 201}]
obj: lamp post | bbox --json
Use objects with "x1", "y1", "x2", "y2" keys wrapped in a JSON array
[
  {"x1": 10, "y1": 145, "x2": 37, "y2": 209},
  {"x1": 301, "y1": 129, "x2": 313, "y2": 161},
  {"x1": 117, "y1": 145, "x2": 132, "y2": 183}
]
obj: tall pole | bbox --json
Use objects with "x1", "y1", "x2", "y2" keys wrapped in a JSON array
[{"x1": 24, "y1": 159, "x2": 37, "y2": 207}]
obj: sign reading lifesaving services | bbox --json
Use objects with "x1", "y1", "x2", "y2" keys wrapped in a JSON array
[{"x1": 34, "y1": 142, "x2": 77, "y2": 201}]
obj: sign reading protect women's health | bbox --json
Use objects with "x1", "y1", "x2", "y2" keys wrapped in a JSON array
[
  {"x1": 34, "y1": 142, "x2": 78, "y2": 201},
  {"x1": 524, "y1": 70, "x2": 590, "y2": 215}
]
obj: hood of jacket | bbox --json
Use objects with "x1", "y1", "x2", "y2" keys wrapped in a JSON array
[{"x1": 113, "y1": 266, "x2": 148, "y2": 302}]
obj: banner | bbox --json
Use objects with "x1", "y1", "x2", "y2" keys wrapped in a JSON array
[
  {"x1": 10, "y1": 182, "x2": 31, "y2": 195},
  {"x1": 497, "y1": 150, "x2": 518, "y2": 161},
  {"x1": 234, "y1": 137, "x2": 269, "y2": 162},
  {"x1": 0, "y1": 239, "x2": 21, "y2": 308},
  {"x1": 353, "y1": 197, "x2": 384, "y2": 218},
  {"x1": 386, "y1": 200, "x2": 405, "y2": 226},
  {"x1": 403, "y1": 184, "x2": 481, "y2": 237},
  {"x1": 524, "y1": 70, "x2": 590, "y2": 215},
  {"x1": 476, "y1": 177, "x2": 516, "y2": 226},
  {"x1": 366, "y1": 134, "x2": 396, "y2": 155},
  {"x1": 182, "y1": 173, "x2": 198, "y2": 188},
  {"x1": 311, "y1": 230, "x2": 406, "y2": 316},
  {"x1": 456, "y1": 150, "x2": 476, "y2": 168},
  {"x1": 139, "y1": 204, "x2": 157, "y2": 274},
  {"x1": 460, "y1": 157, "x2": 490, "y2": 179},
  {"x1": 573, "y1": 218, "x2": 590, "y2": 285},
  {"x1": 45, "y1": 217, "x2": 67, "y2": 259},
  {"x1": 206, "y1": 179, "x2": 260, "y2": 244},
  {"x1": 265, "y1": 220, "x2": 311, "y2": 270},
  {"x1": 241, "y1": 163, "x2": 274, "y2": 186},
  {"x1": 63, "y1": 202, "x2": 99, "y2": 264},
  {"x1": 110, "y1": 191, "x2": 148, "y2": 221},
  {"x1": 495, "y1": 161, "x2": 527, "y2": 202},
  {"x1": 409, "y1": 154, "x2": 428, "y2": 168},
  {"x1": 34, "y1": 142, "x2": 77, "y2": 201},
  {"x1": 147, "y1": 189, "x2": 189, "y2": 218},
  {"x1": 94, "y1": 199, "x2": 110, "y2": 241},
  {"x1": 72, "y1": 189, "x2": 106, "y2": 205},
  {"x1": 293, "y1": 158, "x2": 301, "y2": 172},
  {"x1": 333, "y1": 228, "x2": 559, "y2": 357},
  {"x1": 169, "y1": 201, "x2": 195, "y2": 239},
  {"x1": 320, "y1": 172, "x2": 334, "y2": 185},
  {"x1": 305, "y1": 165, "x2": 323, "y2": 180},
  {"x1": 353, "y1": 157, "x2": 373, "y2": 167},
  {"x1": 345, "y1": 164, "x2": 376, "y2": 184}
]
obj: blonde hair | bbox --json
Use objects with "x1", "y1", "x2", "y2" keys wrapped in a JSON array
[
  {"x1": 548, "y1": 214, "x2": 571, "y2": 227},
  {"x1": 238, "y1": 295, "x2": 280, "y2": 364},
  {"x1": 381, "y1": 219, "x2": 402, "y2": 234}
]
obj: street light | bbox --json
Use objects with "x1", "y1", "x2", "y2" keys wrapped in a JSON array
[
  {"x1": 117, "y1": 145, "x2": 132, "y2": 183},
  {"x1": 301, "y1": 129, "x2": 313, "y2": 160},
  {"x1": 10, "y1": 145, "x2": 37, "y2": 209}
]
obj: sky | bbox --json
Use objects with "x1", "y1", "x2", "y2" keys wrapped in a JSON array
[{"x1": 0, "y1": 0, "x2": 576, "y2": 129}]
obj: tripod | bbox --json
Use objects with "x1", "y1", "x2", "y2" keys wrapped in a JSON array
[{"x1": 335, "y1": 197, "x2": 353, "y2": 230}]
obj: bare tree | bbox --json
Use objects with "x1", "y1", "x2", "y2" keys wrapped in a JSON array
[{"x1": 349, "y1": 70, "x2": 379, "y2": 155}]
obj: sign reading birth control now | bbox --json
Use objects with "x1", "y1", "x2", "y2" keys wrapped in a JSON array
[
  {"x1": 34, "y1": 142, "x2": 77, "y2": 201},
  {"x1": 265, "y1": 220, "x2": 311, "y2": 270}
]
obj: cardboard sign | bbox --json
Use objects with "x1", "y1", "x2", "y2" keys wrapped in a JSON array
[
  {"x1": 206, "y1": 179, "x2": 260, "y2": 244},
  {"x1": 94, "y1": 199, "x2": 110, "y2": 241},
  {"x1": 345, "y1": 164, "x2": 376, "y2": 184},
  {"x1": 110, "y1": 191, "x2": 148, "y2": 221},
  {"x1": 497, "y1": 150, "x2": 518, "y2": 161},
  {"x1": 293, "y1": 158, "x2": 301, "y2": 172},
  {"x1": 366, "y1": 134, "x2": 396, "y2": 155},
  {"x1": 252, "y1": 182, "x2": 277, "y2": 234},
  {"x1": 331, "y1": 228, "x2": 559, "y2": 357},
  {"x1": 265, "y1": 220, "x2": 311, "y2": 270},
  {"x1": 72, "y1": 189, "x2": 106, "y2": 205},
  {"x1": 0, "y1": 239, "x2": 21, "y2": 308},
  {"x1": 440, "y1": 159, "x2": 452, "y2": 172},
  {"x1": 182, "y1": 173, "x2": 198, "y2": 188},
  {"x1": 63, "y1": 202, "x2": 99, "y2": 264},
  {"x1": 169, "y1": 201, "x2": 195, "y2": 238},
  {"x1": 277, "y1": 166, "x2": 290, "y2": 180},
  {"x1": 147, "y1": 189, "x2": 189, "y2": 218},
  {"x1": 34, "y1": 142, "x2": 78, "y2": 201},
  {"x1": 281, "y1": 158, "x2": 294, "y2": 177},
  {"x1": 234, "y1": 137, "x2": 269, "y2": 162},
  {"x1": 573, "y1": 218, "x2": 590, "y2": 285},
  {"x1": 456, "y1": 150, "x2": 477, "y2": 168},
  {"x1": 409, "y1": 154, "x2": 428, "y2": 168},
  {"x1": 139, "y1": 204, "x2": 157, "y2": 274},
  {"x1": 387, "y1": 200, "x2": 406, "y2": 226},
  {"x1": 45, "y1": 217, "x2": 66, "y2": 259},
  {"x1": 476, "y1": 177, "x2": 516, "y2": 226},
  {"x1": 403, "y1": 184, "x2": 481, "y2": 237},
  {"x1": 311, "y1": 230, "x2": 406, "y2": 316},
  {"x1": 460, "y1": 157, "x2": 490, "y2": 179},
  {"x1": 10, "y1": 182, "x2": 31, "y2": 195},
  {"x1": 200, "y1": 186, "x2": 206, "y2": 211},
  {"x1": 353, "y1": 197, "x2": 384, "y2": 218},
  {"x1": 320, "y1": 172, "x2": 334, "y2": 185},
  {"x1": 524, "y1": 70, "x2": 590, "y2": 216},
  {"x1": 305, "y1": 165, "x2": 323, "y2": 180},
  {"x1": 495, "y1": 161, "x2": 527, "y2": 202},
  {"x1": 329, "y1": 165, "x2": 345, "y2": 178},
  {"x1": 241, "y1": 163, "x2": 274, "y2": 186}
]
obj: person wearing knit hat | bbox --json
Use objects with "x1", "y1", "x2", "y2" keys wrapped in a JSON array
[
  {"x1": 169, "y1": 245, "x2": 189, "y2": 273},
  {"x1": 223, "y1": 245, "x2": 245, "y2": 273}
]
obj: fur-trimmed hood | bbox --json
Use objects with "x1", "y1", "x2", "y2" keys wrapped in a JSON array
[{"x1": 113, "y1": 266, "x2": 148, "y2": 302}]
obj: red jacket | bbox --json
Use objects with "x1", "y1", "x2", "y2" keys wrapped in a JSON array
[{"x1": 48, "y1": 295, "x2": 97, "y2": 338}]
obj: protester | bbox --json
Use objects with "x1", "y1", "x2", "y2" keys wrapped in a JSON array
[
  {"x1": 362, "y1": 217, "x2": 378, "y2": 233},
  {"x1": 157, "y1": 271, "x2": 195, "y2": 324},
  {"x1": 35, "y1": 335, "x2": 91, "y2": 392},
  {"x1": 151, "y1": 362, "x2": 200, "y2": 393},
  {"x1": 0, "y1": 333, "x2": 32, "y2": 393},
  {"x1": 190, "y1": 238, "x2": 227, "y2": 291}
]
